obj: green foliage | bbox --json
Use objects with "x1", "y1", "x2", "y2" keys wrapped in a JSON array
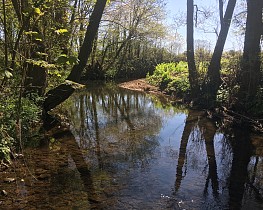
[
  {"x1": 147, "y1": 62, "x2": 190, "y2": 97},
  {"x1": 26, "y1": 59, "x2": 56, "y2": 69},
  {"x1": 25, "y1": 31, "x2": 43, "y2": 42},
  {"x1": 3, "y1": 70, "x2": 13, "y2": 79},
  {"x1": 0, "y1": 95, "x2": 42, "y2": 161},
  {"x1": 220, "y1": 51, "x2": 242, "y2": 76},
  {"x1": 196, "y1": 61, "x2": 209, "y2": 79},
  {"x1": 0, "y1": 125, "x2": 14, "y2": 162},
  {"x1": 105, "y1": 67, "x2": 118, "y2": 80},
  {"x1": 216, "y1": 51, "x2": 242, "y2": 106},
  {"x1": 55, "y1": 54, "x2": 79, "y2": 65},
  {"x1": 55, "y1": 28, "x2": 69, "y2": 35}
]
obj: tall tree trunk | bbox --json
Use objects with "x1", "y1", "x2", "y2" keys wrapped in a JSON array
[
  {"x1": 202, "y1": 0, "x2": 236, "y2": 107},
  {"x1": 66, "y1": 0, "x2": 107, "y2": 82},
  {"x1": 239, "y1": 0, "x2": 263, "y2": 106},
  {"x1": 187, "y1": 0, "x2": 199, "y2": 100},
  {"x1": 43, "y1": 0, "x2": 107, "y2": 113},
  {"x1": 219, "y1": 0, "x2": 224, "y2": 26}
]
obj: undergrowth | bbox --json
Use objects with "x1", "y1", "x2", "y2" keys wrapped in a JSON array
[
  {"x1": 146, "y1": 61, "x2": 190, "y2": 98},
  {"x1": 0, "y1": 94, "x2": 42, "y2": 162}
]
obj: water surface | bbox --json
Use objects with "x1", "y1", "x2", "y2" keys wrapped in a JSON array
[{"x1": 1, "y1": 83, "x2": 262, "y2": 209}]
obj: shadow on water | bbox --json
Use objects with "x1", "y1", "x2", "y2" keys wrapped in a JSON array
[
  {"x1": 228, "y1": 127, "x2": 252, "y2": 210},
  {"x1": 171, "y1": 110, "x2": 263, "y2": 210},
  {"x1": 172, "y1": 110, "x2": 220, "y2": 209},
  {"x1": 1, "y1": 82, "x2": 263, "y2": 209}
]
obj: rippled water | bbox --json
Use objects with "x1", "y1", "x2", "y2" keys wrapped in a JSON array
[{"x1": 1, "y1": 83, "x2": 263, "y2": 209}]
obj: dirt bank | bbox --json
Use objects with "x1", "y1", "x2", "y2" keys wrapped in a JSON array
[{"x1": 118, "y1": 78, "x2": 160, "y2": 94}]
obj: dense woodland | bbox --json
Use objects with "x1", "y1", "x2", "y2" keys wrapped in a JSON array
[{"x1": 0, "y1": 0, "x2": 262, "y2": 161}]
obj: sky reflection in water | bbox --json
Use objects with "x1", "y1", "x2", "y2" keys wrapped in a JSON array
[{"x1": 64, "y1": 84, "x2": 263, "y2": 209}]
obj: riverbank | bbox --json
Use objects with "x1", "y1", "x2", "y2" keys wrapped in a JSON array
[
  {"x1": 118, "y1": 79, "x2": 263, "y2": 133},
  {"x1": 118, "y1": 78, "x2": 160, "y2": 94}
]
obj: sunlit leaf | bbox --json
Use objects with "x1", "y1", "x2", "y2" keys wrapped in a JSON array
[
  {"x1": 34, "y1": 8, "x2": 41, "y2": 15},
  {"x1": 5, "y1": 70, "x2": 13, "y2": 78},
  {"x1": 50, "y1": 138, "x2": 55, "y2": 143},
  {"x1": 36, "y1": 52, "x2": 48, "y2": 56},
  {"x1": 55, "y1": 29, "x2": 68, "y2": 35},
  {"x1": 26, "y1": 59, "x2": 56, "y2": 68},
  {"x1": 25, "y1": 31, "x2": 38, "y2": 35}
]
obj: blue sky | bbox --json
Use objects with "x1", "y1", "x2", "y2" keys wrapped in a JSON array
[{"x1": 165, "y1": 0, "x2": 242, "y2": 51}]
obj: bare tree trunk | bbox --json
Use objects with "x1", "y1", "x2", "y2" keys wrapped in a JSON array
[
  {"x1": 219, "y1": 0, "x2": 224, "y2": 26},
  {"x1": 187, "y1": 0, "x2": 199, "y2": 99},
  {"x1": 66, "y1": 0, "x2": 107, "y2": 82},
  {"x1": 239, "y1": 0, "x2": 263, "y2": 106},
  {"x1": 202, "y1": 0, "x2": 236, "y2": 107}
]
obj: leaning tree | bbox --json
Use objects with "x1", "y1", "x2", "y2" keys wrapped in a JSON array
[{"x1": 43, "y1": 0, "x2": 108, "y2": 115}]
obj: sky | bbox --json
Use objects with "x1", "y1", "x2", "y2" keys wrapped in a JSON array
[{"x1": 165, "y1": 0, "x2": 243, "y2": 52}]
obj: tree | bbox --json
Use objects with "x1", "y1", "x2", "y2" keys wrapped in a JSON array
[
  {"x1": 238, "y1": 0, "x2": 263, "y2": 109},
  {"x1": 219, "y1": 0, "x2": 224, "y2": 26},
  {"x1": 66, "y1": 0, "x2": 107, "y2": 82},
  {"x1": 201, "y1": 0, "x2": 237, "y2": 107},
  {"x1": 10, "y1": 0, "x2": 48, "y2": 96},
  {"x1": 96, "y1": 0, "x2": 166, "y2": 79},
  {"x1": 187, "y1": 0, "x2": 199, "y2": 99},
  {"x1": 43, "y1": 0, "x2": 108, "y2": 113}
]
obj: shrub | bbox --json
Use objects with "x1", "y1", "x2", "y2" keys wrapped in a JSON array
[
  {"x1": 0, "y1": 125, "x2": 14, "y2": 162},
  {"x1": 0, "y1": 95, "x2": 42, "y2": 161},
  {"x1": 147, "y1": 61, "x2": 190, "y2": 97}
]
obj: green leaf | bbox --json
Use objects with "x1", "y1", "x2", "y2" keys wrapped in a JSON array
[
  {"x1": 55, "y1": 54, "x2": 68, "y2": 64},
  {"x1": 36, "y1": 52, "x2": 48, "y2": 56},
  {"x1": 68, "y1": 56, "x2": 79, "y2": 65},
  {"x1": 25, "y1": 31, "x2": 38, "y2": 35},
  {"x1": 5, "y1": 70, "x2": 13, "y2": 78},
  {"x1": 34, "y1": 8, "x2": 41, "y2": 15},
  {"x1": 50, "y1": 137, "x2": 55, "y2": 143},
  {"x1": 33, "y1": 33, "x2": 43, "y2": 41}
]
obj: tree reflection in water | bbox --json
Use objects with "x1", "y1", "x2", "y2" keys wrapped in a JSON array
[
  {"x1": 1, "y1": 83, "x2": 262, "y2": 209},
  {"x1": 68, "y1": 84, "x2": 163, "y2": 171},
  {"x1": 172, "y1": 109, "x2": 263, "y2": 209},
  {"x1": 66, "y1": 84, "x2": 262, "y2": 209},
  {"x1": 43, "y1": 85, "x2": 263, "y2": 209},
  {"x1": 173, "y1": 110, "x2": 221, "y2": 208}
]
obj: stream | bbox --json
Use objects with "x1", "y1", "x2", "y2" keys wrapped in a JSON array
[{"x1": 0, "y1": 83, "x2": 263, "y2": 209}]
